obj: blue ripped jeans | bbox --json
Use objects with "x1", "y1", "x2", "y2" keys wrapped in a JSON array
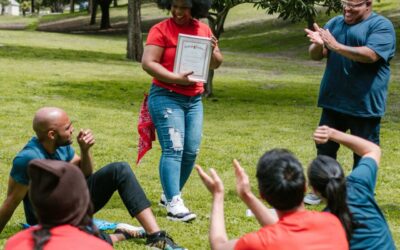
[{"x1": 148, "y1": 84, "x2": 203, "y2": 201}]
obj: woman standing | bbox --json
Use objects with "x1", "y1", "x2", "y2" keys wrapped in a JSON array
[{"x1": 142, "y1": 0, "x2": 223, "y2": 222}]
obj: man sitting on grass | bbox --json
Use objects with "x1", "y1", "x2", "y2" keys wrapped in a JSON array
[
  {"x1": 196, "y1": 151, "x2": 348, "y2": 250},
  {"x1": 0, "y1": 107, "x2": 184, "y2": 250}
]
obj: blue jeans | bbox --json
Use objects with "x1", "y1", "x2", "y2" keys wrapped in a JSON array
[
  {"x1": 317, "y1": 108, "x2": 381, "y2": 168},
  {"x1": 148, "y1": 84, "x2": 203, "y2": 201}
]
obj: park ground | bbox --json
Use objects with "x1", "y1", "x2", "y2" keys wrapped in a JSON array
[{"x1": 0, "y1": 1, "x2": 399, "y2": 249}]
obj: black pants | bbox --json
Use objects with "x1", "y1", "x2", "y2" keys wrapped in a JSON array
[
  {"x1": 87, "y1": 161, "x2": 151, "y2": 217},
  {"x1": 317, "y1": 108, "x2": 381, "y2": 168}
]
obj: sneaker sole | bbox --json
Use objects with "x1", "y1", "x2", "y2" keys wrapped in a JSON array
[
  {"x1": 167, "y1": 213, "x2": 196, "y2": 222},
  {"x1": 303, "y1": 198, "x2": 321, "y2": 205},
  {"x1": 159, "y1": 200, "x2": 167, "y2": 208},
  {"x1": 115, "y1": 223, "x2": 146, "y2": 238}
]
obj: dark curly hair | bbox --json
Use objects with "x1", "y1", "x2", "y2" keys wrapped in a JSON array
[{"x1": 156, "y1": 0, "x2": 212, "y2": 19}]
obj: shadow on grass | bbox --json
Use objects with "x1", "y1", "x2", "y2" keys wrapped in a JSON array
[
  {"x1": 220, "y1": 17, "x2": 313, "y2": 54},
  {"x1": 0, "y1": 45, "x2": 126, "y2": 63}
]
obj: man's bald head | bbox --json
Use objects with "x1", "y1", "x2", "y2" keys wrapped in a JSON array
[{"x1": 33, "y1": 107, "x2": 68, "y2": 140}]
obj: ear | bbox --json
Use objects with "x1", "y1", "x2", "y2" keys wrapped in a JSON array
[{"x1": 47, "y1": 130, "x2": 56, "y2": 140}]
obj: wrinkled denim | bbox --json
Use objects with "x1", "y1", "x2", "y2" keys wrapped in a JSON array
[{"x1": 148, "y1": 84, "x2": 203, "y2": 201}]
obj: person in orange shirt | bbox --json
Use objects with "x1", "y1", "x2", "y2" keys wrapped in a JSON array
[{"x1": 196, "y1": 150, "x2": 349, "y2": 250}]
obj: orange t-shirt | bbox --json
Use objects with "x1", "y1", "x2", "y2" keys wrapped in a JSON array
[
  {"x1": 146, "y1": 18, "x2": 213, "y2": 96},
  {"x1": 5, "y1": 225, "x2": 113, "y2": 250},
  {"x1": 235, "y1": 210, "x2": 348, "y2": 250}
]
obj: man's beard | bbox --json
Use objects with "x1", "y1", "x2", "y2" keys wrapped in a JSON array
[{"x1": 55, "y1": 135, "x2": 73, "y2": 147}]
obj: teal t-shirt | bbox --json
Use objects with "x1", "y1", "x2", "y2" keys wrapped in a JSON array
[
  {"x1": 10, "y1": 137, "x2": 75, "y2": 225},
  {"x1": 347, "y1": 157, "x2": 395, "y2": 250},
  {"x1": 319, "y1": 13, "x2": 396, "y2": 117}
]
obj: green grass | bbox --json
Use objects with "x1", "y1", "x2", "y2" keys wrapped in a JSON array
[{"x1": 0, "y1": 1, "x2": 399, "y2": 249}]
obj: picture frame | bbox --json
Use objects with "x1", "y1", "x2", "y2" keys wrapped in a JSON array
[{"x1": 173, "y1": 33, "x2": 212, "y2": 83}]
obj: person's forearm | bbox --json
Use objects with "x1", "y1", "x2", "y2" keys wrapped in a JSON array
[
  {"x1": 210, "y1": 194, "x2": 228, "y2": 250},
  {"x1": 143, "y1": 62, "x2": 179, "y2": 83},
  {"x1": 331, "y1": 44, "x2": 379, "y2": 63},
  {"x1": 329, "y1": 128, "x2": 381, "y2": 161},
  {"x1": 309, "y1": 43, "x2": 325, "y2": 61},
  {"x1": 210, "y1": 49, "x2": 223, "y2": 69},
  {"x1": 79, "y1": 149, "x2": 94, "y2": 177},
  {"x1": 0, "y1": 201, "x2": 18, "y2": 233},
  {"x1": 241, "y1": 192, "x2": 278, "y2": 226}
]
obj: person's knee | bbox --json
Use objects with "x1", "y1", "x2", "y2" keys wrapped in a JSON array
[
  {"x1": 182, "y1": 148, "x2": 199, "y2": 160},
  {"x1": 111, "y1": 161, "x2": 134, "y2": 176}
]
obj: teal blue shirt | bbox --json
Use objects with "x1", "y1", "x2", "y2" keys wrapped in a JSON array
[
  {"x1": 347, "y1": 157, "x2": 395, "y2": 249},
  {"x1": 10, "y1": 137, "x2": 75, "y2": 225},
  {"x1": 319, "y1": 13, "x2": 396, "y2": 117}
]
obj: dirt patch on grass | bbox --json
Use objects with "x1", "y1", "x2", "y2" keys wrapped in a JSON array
[{"x1": 0, "y1": 23, "x2": 27, "y2": 30}]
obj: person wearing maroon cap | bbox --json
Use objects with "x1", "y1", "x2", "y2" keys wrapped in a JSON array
[
  {"x1": 5, "y1": 159, "x2": 113, "y2": 250},
  {"x1": 0, "y1": 107, "x2": 185, "y2": 250}
]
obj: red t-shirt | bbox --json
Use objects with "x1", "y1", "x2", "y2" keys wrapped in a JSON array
[
  {"x1": 146, "y1": 18, "x2": 213, "y2": 96},
  {"x1": 5, "y1": 225, "x2": 113, "y2": 250},
  {"x1": 235, "y1": 210, "x2": 348, "y2": 250}
]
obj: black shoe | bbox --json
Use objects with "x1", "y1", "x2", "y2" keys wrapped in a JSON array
[{"x1": 146, "y1": 231, "x2": 186, "y2": 250}]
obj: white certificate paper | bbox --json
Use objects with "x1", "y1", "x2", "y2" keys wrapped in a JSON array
[{"x1": 173, "y1": 34, "x2": 212, "y2": 82}]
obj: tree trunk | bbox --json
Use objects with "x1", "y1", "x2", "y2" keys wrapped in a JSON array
[
  {"x1": 88, "y1": 0, "x2": 92, "y2": 14},
  {"x1": 90, "y1": 0, "x2": 98, "y2": 24},
  {"x1": 1, "y1": 5, "x2": 4, "y2": 15},
  {"x1": 203, "y1": 69, "x2": 214, "y2": 97},
  {"x1": 127, "y1": 0, "x2": 143, "y2": 62},
  {"x1": 215, "y1": 6, "x2": 230, "y2": 39},
  {"x1": 31, "y1": 0, "x2": 34, "y2": 13},
  {"x1": 113, "y1": 0, "x2": 117, "y2": 7},
  {"x1": 70, "y1": 0, "x2": 75, "y2": 13},
  {"x1": 99, "y1": 0, "x2": 112, "y2": 29}
]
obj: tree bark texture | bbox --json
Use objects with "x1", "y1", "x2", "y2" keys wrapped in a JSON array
[
  {"x1": 31, "y1": 0, "x2": 34, "y2": 13},
  {"x1": 90, "y1": 0, "x2": 98, "y2": 24},
  {"x1": 127, "y1": 0, "x2": 143, "y2": 62},
  {"x1": 70, "y1": 0, "x2": 75, "y2": 13},
  {"x1": 99, "y1": 0, "x2": 112, "y2": 29}
]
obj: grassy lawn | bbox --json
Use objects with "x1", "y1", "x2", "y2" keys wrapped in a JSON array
[{"x1": 0, "y1": 1, "x2": 399, "y2": 249}]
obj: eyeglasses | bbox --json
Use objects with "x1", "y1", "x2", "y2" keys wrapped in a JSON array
[{"x1": 340, "y1": 0, "x2": 366, "y2": 9}]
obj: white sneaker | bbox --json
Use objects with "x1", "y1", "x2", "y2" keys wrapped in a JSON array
[
  {"x1": 166, "y1": 195, "x2": 196, "y2": 222},
  {"x1": 159, "y1": 193, "x2": 167, "y2": 207},
  {"x1": 304, "y1": 193, "x2": 321, "y2": 205},
  {"x1": 114, "y1": 223, "x2": 146, "y2": 239}
]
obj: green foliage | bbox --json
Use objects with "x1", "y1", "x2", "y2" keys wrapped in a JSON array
[
  {"x1": 254, "y1": 0, "x2": 341, "y2": 23},
  {"x1": 20, "y1": 0, "x2": 30, "y2": 11},
  {"x1": 0, "y1": 0, "x2": 10, "y2": 6}
]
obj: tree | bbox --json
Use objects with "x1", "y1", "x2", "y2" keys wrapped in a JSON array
[
  {"x1": 20, "y1": 0, "x2": 30, "y2": 16},
  {"x1": 70, "y1": 0, "x2": 75, "y2": 13},
  {"x1": 90, "y1": 0, "x2": 112, "y2": 29},
  {"x1": 90, "y1": 0, "x2": 98, "y2": 24},
  {"x1": 99, "y1": 0, "x2": 112, "y2": 29},
  {"x1": 0, "y1": 0, "x2": 10, "y2": 15},
  {"x1": 42, "y1": 0, "x2": 66, "y2": 13},
  {"x1": 127, "y1": 0, "x2": 143, "y2": 61},
  {"x1": 34, "y1": 0, "x2": 42, "y2": 14},
  {"x1": 254, "y1": 0, "x2": 341, "y2": 29}
]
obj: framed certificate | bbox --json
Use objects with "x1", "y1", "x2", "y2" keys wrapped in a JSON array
[{"x1": 173, "y1": 33, "x2": 212, "y2": 82}]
